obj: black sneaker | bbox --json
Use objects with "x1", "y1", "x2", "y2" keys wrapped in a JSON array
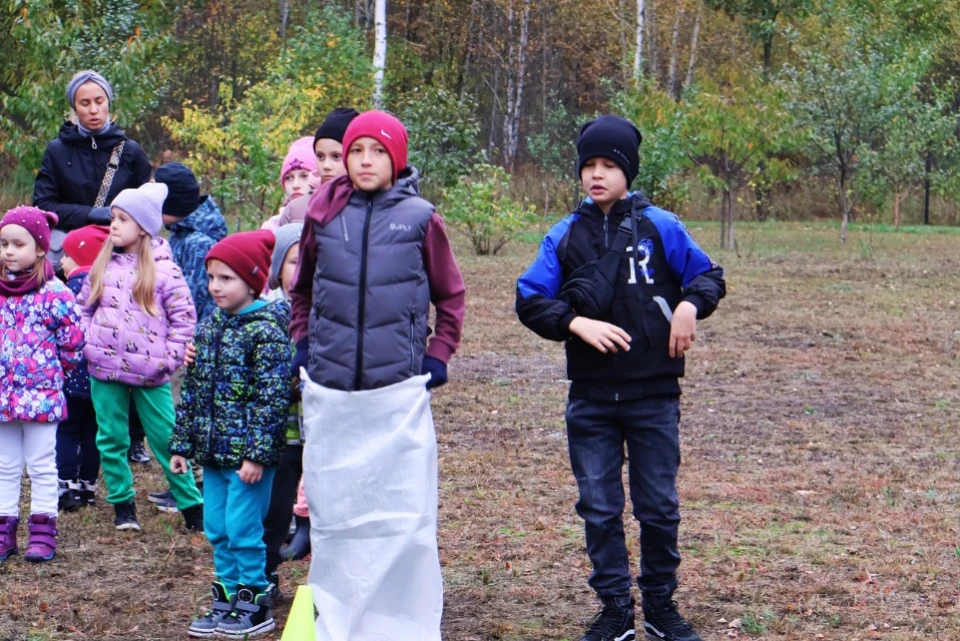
[
  {"x1": 216, "y1": 585, "x2": 275, "y2": 638},
  {"x1": 128, "y1": 441, "x2": 151, "y2": 464},
  {"x1": 182, "y1": 504, "x2": 204, "y2": 532},
  {"x1": 642, "y1": 594, "x2": 701, "y2": 641},
  {"x1": 79, "y1": 480, "x2": 98, "y2": 506},
  {"x1": 266, "y1": 573, "x2": 282, "y2": 602},
  {"x1": 155, "y1": 496, "x2": 180, "y2": 514},
  {"x1": 58, "y1": 479, "x2": 83, "y2": 512},
  {"x1": 148, "y1": 489, "x2": 173, "y2": 504},
  {"x1": 188, "y1": 582, "x2": 234, "y2": 638},
  {"x1": 113, "y1": 501, "x2": 141, "y2": 532},
  {"x1": 581, "y1": 596, "x2": 636, "y2": 641}
]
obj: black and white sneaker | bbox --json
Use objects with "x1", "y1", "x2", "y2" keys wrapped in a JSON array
[
  {"x1": 642, "y1": 594, "x2": 702, "y2": 641},
  {"x1": 79, "y1": 480, "x2": 98, "y2": 506},
  {"x1": 216, "y1": 585, "x2": 275, "y2": 638},
  {"x1": 113, "y1": 501, "x2": 141, "y2": 532},
  {"x1": 148, "y1": 489, "x2": 173, "y2": 504},
  {"x1": 581, "y1": 596, "x2": 636, "y2": 641},
  {"x1": 58, "y1": 479, "x2": 83, "y2": 512},
  {"x1": 155, "y1": 496, "x2": 180, "y2": 514},
  {"x1": 188, "y1": 582, "x2": 234, "y2": 638},
  {"x1": 128, "y1": 441, "x2": 151, "y2": 464}
]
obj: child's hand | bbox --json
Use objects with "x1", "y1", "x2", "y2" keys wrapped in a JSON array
[
  {"x1": 669, "y1": 301, "x2": 698, "y2": 358},
  {"x1": 183, "y1": 342, "x2": 196, "y2": 367},
  {"x1": 170, "y1": 455, "x2": 189, "y2": 474},
  {"x1": 238, "y1": 459, "x2": 264, "y2": 484},
  {"x1": 569, "y1": 317, "x2": 632, "y2": 353}
]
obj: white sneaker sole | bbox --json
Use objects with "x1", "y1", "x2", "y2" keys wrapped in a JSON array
[
  {"x1": 115, "y1": 522, "x2": 141, "y2": 532},
  {"x1": 216, "y1": 619, "x2": 275, "y2": 638}
]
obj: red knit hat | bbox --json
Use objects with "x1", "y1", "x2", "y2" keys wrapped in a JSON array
[
  {"x1": 341, "y1": 110, "x2": 409, "y2": 183},
  {"x1": 63, "y1": 225, "x2": 110, "y2": 267},
  {"x1": 205, "y1": 230, "x2": 275, "y2": 294}
]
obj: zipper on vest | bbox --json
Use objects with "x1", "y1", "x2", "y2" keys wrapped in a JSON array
[
  {"x1": 354, "y1": 197, "x2": 374, "y2": 390},
  {"x1": 409, "y1": 313, "x2": 416, "y2": 372},
  {"x1": 91, "y1": 137, "x2": 97, "y2": 150},
  {"x1": 603, "y1": 214, "x2": 609, "y2": 249}
]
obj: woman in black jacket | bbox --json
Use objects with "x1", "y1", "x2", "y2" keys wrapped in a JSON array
[
  {"x1": 33, "y1": 70, "x2": 152, "y2": 251},
  {"x1": 33, "y1": 70, "x2": 155, "y2": 468}
]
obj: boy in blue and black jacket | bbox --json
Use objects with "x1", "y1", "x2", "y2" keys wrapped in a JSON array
[
  {"x1": 516, "y1": 115, "x2": 725, "y2": 641},
  {"x1": 169, "y1": 231, "x2": 290, "y2": 639}
]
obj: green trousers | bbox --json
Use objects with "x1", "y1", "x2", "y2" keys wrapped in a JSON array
[{"x1": 90, "y1": 379, "x2": 203, "y2": 509}]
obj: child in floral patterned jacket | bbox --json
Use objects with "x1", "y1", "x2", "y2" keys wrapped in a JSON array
[
  {"x1": 0, "y1": 206, "x2": 85, "y2": 563},
  {"x1": 170, "y1": 230, "x2": 290, "y2": 639}
]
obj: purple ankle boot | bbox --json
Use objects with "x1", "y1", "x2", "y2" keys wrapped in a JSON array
[
  {"x1": 0, "y1": 516, "x2": 19, "y2": 561},
  {"x1": 23, "y1": 514, "x2": 57, "y2": 562}
]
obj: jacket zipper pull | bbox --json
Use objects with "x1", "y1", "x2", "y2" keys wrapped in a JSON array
[{"x1": 90, "y1": 137, "x2": 97, "y2": 150}]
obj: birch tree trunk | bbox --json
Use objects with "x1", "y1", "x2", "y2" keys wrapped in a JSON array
[
  {"x1": 683, "y1": 8, "x2": 701, "y2": 92},
  {"x1": 634, "y1": 0, "x2": 645, "y2": 78},
  {"x1": 667, "y1": 4, "x2": 685, "y2": 99},
  {"x1": 502, "y1": 0, "x2": 531, "y2": 170},
  {"x1": 372, "y1": 0, "x2": 387, "y2": 108},
  {"x1": 648, "y1": 0, "x2": 659, "y2": 82}
]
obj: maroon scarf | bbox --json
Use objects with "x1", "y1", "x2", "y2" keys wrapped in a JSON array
[{"x1": 0, "y1": 259, "x2": 55, "y2": 297}]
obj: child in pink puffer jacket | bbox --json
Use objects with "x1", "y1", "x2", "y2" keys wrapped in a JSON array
[{"x1": 79, "y1": 183, "x2": 203, "y2": 533}]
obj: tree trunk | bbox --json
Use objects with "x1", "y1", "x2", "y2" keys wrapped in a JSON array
[
  {"x1": 838, "y1": 172, "x2": 850, "y2": 243},
  {"x1": 457, "y1": 0, "x2": 479, "y2": 101},
  {"x1": 683, "y1": 8, "x2": 700, "y2": 94},
  {"x1": 372, "y1": 0, "x2": 387, "y2": 108},
  {"x1": 503, "y1": 0, "x2": 531, "y2": 170},
  {"x1": 923, "y1": 150, "x2": 932, "y2": 225},
  {"x1": 893, "y1": 189, "x2": 903, "y2": 231},
  {"x1": 647, "y1": 0, "x2": 659, "y2": 82},
  {"x1": 720, "y1": 188, "x2": 729, "y2": 248},
  {"x1": 634, "y1": 0, "x2": 645, "y2": 79},
  {"x1": 667, "y1": 5, "x2": 684, "y2": 100},
  {"x1": 279, "y1": 0, "x2": 289, "y2": 41},
  {"x1": 762, "y1": 37, "x2": 772, "y2": 79}
]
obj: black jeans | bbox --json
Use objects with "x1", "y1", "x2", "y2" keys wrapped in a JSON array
[
  {"x1": 566, "y1": 394, "x2": 682, "y2": 598},
  {"x1": 263, "y1": 444, "x2": 304, "y2": 575},
  {"x1": 56, "y1": 396, "x2": 101, "y2": 483}
]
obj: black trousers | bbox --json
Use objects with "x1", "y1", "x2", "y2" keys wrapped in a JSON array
[{"x1": 262, "y1": 444, "x2": 304, "y2": 575}]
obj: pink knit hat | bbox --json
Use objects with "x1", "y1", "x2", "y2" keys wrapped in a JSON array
[
  {"x1": 281, "y1": 137, "x2": 318, "y2": 184},
  {"x1": 0, "y1": 206, "x2": 59, "y2": 253}
]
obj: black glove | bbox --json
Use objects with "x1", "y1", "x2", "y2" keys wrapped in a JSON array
[
  {"x1": 422, "y1": 356, "x2": 448, "y2": 390},
  {"x1": 88, "y1": 206, "x2": 111, "y2": 225},
  {"x1": 291, "y1": 337, "x2": 309, "y2": 378}
]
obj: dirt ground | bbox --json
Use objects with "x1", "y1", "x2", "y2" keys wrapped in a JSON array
[{"x1": 2, "y1": 221, "x2": 959, "y2": 641}]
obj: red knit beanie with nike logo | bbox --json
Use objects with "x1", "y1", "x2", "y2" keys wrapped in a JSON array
[
  {"x1": 205, "y1": 230, "x2": 275, "y2": 294},
  {"x1": 341, "y1": 110, "x2": 409, "y2": 183}
]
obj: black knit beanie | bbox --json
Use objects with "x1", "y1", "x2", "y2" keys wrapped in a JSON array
[
  {"x1": 577, "y1": 115, "x2": 643, "y2": 187},
  {"x1": 153, "y1": 162, "x2": 201, "y2": 218},
  {"x1": 314, "y1": 107, "x2": 360, "y2": 146}
]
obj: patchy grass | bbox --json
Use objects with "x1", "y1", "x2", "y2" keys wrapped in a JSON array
[{"x1": 2, "y1": 221, "x2": 960, "y2": 639}]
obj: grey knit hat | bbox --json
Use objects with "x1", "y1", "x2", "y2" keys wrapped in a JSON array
[
  {"x1": 111, "y1": 183, "x2": 168, "y2": 237},
  {"x1": 67, "y1": 70, "x2": 114, "y2": 108},
  {"x1": 270, "y1": 223, "x2": 304, "y2": 290}
]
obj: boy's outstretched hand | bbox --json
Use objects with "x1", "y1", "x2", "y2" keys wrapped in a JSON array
[
  {"x1": 239, "y1": 459, "x2": 264, "y2": 484},
  {"x1": 669, "y1": 301, "x2": 698, "y2": 358},
  {"x1": 170, "y1": 455, "x2": 189, "y2": 474},
  {"x1": 569, "y1": 317, "x2": 632, "y2": 353}
]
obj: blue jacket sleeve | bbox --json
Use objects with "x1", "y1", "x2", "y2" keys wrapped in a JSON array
[
  {"x1": 646, "y1": 208, "x2": 726, "y2": 319},
  {"x1": 515, "y1": 215, "x2": 578, "y2": 341}
]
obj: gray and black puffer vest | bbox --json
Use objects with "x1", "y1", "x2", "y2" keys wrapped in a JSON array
[{"x1": 307, "y1": 167, "x2": 433, "y2": 391}]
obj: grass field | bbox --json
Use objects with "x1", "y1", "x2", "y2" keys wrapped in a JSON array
[{"x1": 1, "y1": 221, "x2": 959, "y2": 641}]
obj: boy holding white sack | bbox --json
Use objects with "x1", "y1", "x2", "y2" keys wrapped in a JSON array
[{"x1": 289, "y1": 110, "x2": 465, "y2": 641}]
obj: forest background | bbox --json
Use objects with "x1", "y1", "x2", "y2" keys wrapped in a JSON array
[{"x1": 3, "y1": 0, "x2": 960, "y2": 248}]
